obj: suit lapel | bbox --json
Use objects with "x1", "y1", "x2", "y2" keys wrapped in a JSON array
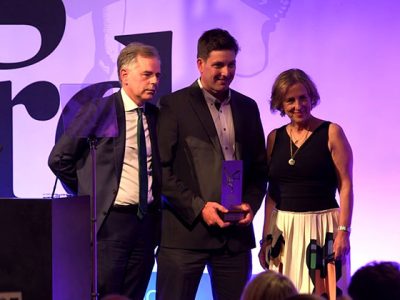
[
  {"x1": 188, "y1": 83, "x2": 223, "y2": 155},
  {"x1": 230, "y1": 91, "x2": 244, "y2": 160},
  {"x1": 113, "y1": 91, "x2": 126, "y2": 179},
  {"x1": 144, "y1": 103, "x2": 157, "y2": 155}
]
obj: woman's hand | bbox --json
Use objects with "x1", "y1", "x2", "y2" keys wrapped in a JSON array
[
  {"x1": 258, "y1": 243, "x2": 268, "y2": 269},
  {"x1": 333, "y1": 230, "x2": 350, "y2": 260}
]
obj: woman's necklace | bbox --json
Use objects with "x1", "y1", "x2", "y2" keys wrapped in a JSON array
[{"x1": 288, "y1": 127, "x2": 310, "y2": 166}]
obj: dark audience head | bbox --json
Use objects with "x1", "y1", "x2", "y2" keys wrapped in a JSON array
[
  {"x1": 241, "y1": 270, "x2": 298, "y2": 300},
  {"x1": 348, "y1": 261, "x2": 400, "y2": 300}
]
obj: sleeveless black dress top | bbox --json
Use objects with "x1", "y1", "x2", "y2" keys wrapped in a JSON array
[{"x1": 268, "y1": 121, "x2": 339, "y2": 212}]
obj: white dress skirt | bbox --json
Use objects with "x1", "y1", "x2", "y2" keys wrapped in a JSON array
[{"x1": 265, "y1": 208, "x2": 350, "y2": 298}]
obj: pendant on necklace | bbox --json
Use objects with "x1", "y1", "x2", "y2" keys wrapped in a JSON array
[{"x1": 288, "y1": 158, "x2": 296, "y2": 165}]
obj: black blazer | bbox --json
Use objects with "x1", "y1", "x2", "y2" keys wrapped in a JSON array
[
  {"x1": 157, "y1": 81, "x2": 267, "y2": 252},
  {"x1": 48, "y1": 91, "x2": 162, "y2": 233}
]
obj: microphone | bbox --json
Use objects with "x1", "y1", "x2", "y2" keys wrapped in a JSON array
[
  {"x1": 50, "y1": 177, "x2": 59, "y2": 199},
  {"x1": 50, "y1": 153, "x2": 63, "y2": 199}
]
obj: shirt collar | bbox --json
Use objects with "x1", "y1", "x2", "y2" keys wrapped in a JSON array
[
  {"x1": 120, "y1": 88, "x2": 145, "y2": 112},
  {"x1": 197, "y1": 78, "x2": 231, "y2": 106}
]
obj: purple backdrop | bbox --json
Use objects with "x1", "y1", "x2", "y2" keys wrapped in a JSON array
[{"x1": 1, "y1": 0, "x2": 400, "y2": 298}]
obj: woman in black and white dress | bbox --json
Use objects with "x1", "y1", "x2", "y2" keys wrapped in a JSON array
[{"x1": 259, "y1": 69, "x2": 353, "y2": 299}]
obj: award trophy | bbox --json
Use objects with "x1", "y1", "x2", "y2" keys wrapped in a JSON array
[{"x1": 220, "y1": 160, "x2": 244, "y2": 222}]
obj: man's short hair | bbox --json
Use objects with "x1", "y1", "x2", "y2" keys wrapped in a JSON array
[
  {"x1": 197, "y1": 28, "x2": 239, "y2": 60},
  {"x1": 117, "y1": 42, "x2": 160, "y2": 80}
]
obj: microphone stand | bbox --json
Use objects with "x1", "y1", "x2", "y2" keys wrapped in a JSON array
[{"x1": 88, "y1": 137, "x2": 98, "y2": 300}]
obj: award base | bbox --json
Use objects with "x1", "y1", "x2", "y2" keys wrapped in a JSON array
[{"x1": 220, "y1": 209, "x2": 245, "y2": 222}]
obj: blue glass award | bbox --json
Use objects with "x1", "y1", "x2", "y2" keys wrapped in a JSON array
[{"x1": 220, "y1": 160, "x2": 244, "y2": 222}]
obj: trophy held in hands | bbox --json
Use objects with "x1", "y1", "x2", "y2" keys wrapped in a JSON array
[{"x1": 220, "y1": 160, "x2": 244, "y2": 222}]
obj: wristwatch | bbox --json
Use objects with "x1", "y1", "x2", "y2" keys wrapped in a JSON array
[{"x1": 338, "y1": 225, "x2": 351, "y2": 233}]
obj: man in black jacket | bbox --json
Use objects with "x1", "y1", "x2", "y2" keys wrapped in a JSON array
[
  {"x1": 156, "y1": 28, "x2": 268, "y2": 300},
  {"x1": 49, "y1": 42, "x2": 162, "y2": 300}
]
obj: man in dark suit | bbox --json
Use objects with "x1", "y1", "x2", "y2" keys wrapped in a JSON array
[
  {"x1": 48, "y1": 42, "x2": 162, "y2": 300},
  {"x1": 156, "y1": 28, "x2": 268, "y2": 300}
]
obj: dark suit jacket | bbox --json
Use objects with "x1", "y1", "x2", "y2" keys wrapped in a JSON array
[
  {"x1": 48, "y1": 90, "x2": 162, "y2": 233},
  {"x1": 157, "y1": 81, "x2": 267, "y2": 252}
]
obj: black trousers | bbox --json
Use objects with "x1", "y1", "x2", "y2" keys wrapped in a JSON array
[
  {"x1": 97, "y1": 205, "x2": 160, "y2": 300},
  {"x1": 156, "y1": 246, "x2": 252, "y2": 300}
]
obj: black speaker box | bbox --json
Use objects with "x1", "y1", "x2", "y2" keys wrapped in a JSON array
[{"x1": 0, "y1": 196, "x2": 91, "y2": 300}]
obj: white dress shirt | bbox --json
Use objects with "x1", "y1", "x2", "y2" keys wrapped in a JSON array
[
  {"x1": 114, "y1": 88, "x2": 153, "y2": 205},
  {"x1": 198, "y1": 79, "x2": 236, "y2": 160}
]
